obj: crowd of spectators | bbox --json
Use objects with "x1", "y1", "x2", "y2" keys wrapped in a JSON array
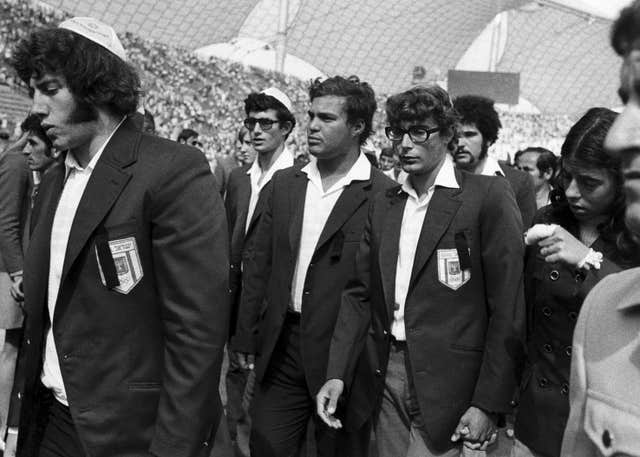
[{"x1": 0, "y1": 0, "x2": 574, "y2": 162}]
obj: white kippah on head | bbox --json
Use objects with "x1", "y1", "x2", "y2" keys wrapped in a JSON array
[
  {"x1": 59, "y1": 17, "x2": 127, "y2": 61},
  {"x1": 261, "y1": 87, "x2": 294, "y2": 113}
]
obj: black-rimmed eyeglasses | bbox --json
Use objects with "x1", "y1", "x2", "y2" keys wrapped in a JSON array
[
  {"x1": 244, "y1": 117, "x2": 279, "y2": 131},
  {"x1": 385, "y1": 126, "x2": 440, "y2": 144}
]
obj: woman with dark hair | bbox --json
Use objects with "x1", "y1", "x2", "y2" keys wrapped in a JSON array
[{"x1": 511, "y1": 107, "x2": 639, "y2": 457}]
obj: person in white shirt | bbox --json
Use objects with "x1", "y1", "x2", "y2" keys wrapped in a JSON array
[
  {"x1": 453, "y1": 95, "x2": 537, "y2": 228},
  {"x1": 317, "y1": 85, "x2": 525, "y2": 457},
  {"x1": 224, "y1": 87, "x2": 296, "y2": 447},
  {"x1": 231, "y1": 76, "x2": 394, "y2": 457}
]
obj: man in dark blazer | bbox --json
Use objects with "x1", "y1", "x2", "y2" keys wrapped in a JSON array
[
  {"x1": 452, "y1": 95, "x2": 537, "y2": 229},
  {"x1": 6, "y1": 18, "x2": 230, "y2": 457},
  {"x1": 317, "y1": 86, "x2": 525, "y2": 456},
  {"x1": 231, "y1": 76, "x2": 394, "y2": 457},
  {"x1": 224, "y1": 87, "x2": 296, "y2": 445},
  {"x1": 0, "y1": 131, "x2": 30, "y2": 446}
]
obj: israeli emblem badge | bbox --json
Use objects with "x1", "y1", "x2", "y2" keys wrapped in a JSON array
[
  {"x1": 96, "y1": 237, "x2": 144, "y2": 294},
  {"x1": 437, "y1": 248, "x2": 470, "y2": 290}
]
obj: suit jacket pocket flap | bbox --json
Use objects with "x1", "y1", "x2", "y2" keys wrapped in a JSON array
[{"x1": 584, "y1": 390, "x2": 640, "y2": 456}]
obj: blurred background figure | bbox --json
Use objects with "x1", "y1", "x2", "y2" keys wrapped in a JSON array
[
  {"x1": 378, "y1": 146, "x2": 395, "y2": 172},
  {"x1": 235, "y1": 127, "x2": 256, "y2": 167},
  {"x1": 515, "y1": 147, "x2": 558, "y2": 209}
]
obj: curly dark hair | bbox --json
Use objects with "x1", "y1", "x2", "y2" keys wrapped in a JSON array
[
  {"x1": 611, "y1": 0, "x2": 640, "y2": 56},
  {"x1": 550, "y1": 107, "x2": 638, "y2": 264},
  {"x1": 452, "y1": 95, "x2": 501, "y2": 146},
  {"x1": 385, "y1": 85, "x2": 459, "y2": 151},
  {"x1": 244, "y1": 92, "x2": 296, "y2": 138},
  {"x1": 308, "y1": 75, "x2": 376, "y2": 145},
  {"x1": 12, "y1": 27, "x2": 140, "y2": 116},
  {"x1": 21, "y1": 113, "x2": 52, "y2": 149}
]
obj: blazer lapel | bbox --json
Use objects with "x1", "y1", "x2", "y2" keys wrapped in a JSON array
[
  {"x1": 378, "y1": 188, "x2": 406, "y2": 326},
  {"x1": 23, "y1": 164, "x2": 65, "y2": 317},
  {"x1": 59, "y1": 119, "x2": 138, "y2": 286},
  {"x1": 314, "y1": 180, "x2": 370, "y2": 252},
  {"x1": 288, "y1": 170, "x2": 308, "y2": 255},
  {"x1": 408, "y1": 187, "x2": 462, "y2": 290}
]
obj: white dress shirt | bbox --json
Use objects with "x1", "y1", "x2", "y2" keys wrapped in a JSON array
[
  {"x1": 290, "y1": 153, "x2": 371, "y2": 313},
  {"x1": 479, "y1": 155, "x2": 504, "y2": 177},
  {"x1": 245, "y1": 147, "x2": 294, "y2": 233},
  {"x1": 42, "y1": 119, "x2": 124, "y2": 405},
  {"x1": 392, "y1": 155, "x2": 459, "y2": 340}
]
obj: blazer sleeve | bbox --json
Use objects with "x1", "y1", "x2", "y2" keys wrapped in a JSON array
[
  {"x1": 147, "y1": 151, "x2": 230, "y2": 457},
  {"x1": 0, "y1": 153, "x2": 29, "y2": 274},
  {"x1": 472, "y1": 177, "x2": 526, "y2": 414},
  {"x1": 230, "y1": 177, "x2": 275, "y2": 354},
  {"x1": 326, "y1": 200, "x2": 374, "y2": 385},
  {"x1": 517, "y1": 173, "x2": 537, "y2": 230}
]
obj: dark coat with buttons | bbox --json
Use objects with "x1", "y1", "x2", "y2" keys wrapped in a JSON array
[
  {"x1": 514, "y1": 206, "x2": 635, "y2": 457},
  {"x1": 9, "y1": 118, "x2": 231, "y2": 457},
  {"x1": 326, "y1": 169, "x2": 526, "y2": 451},
  {"x1": 230, "y1": 164, "x2": 394, "y2": 430}
]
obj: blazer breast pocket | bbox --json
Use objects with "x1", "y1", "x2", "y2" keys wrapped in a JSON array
[
  {"x1": 437, "y1": 248, "x2": 471, "y2": 291},
  {"x1": 95, "y1": 222, "x2": 144, "y2": 295}
]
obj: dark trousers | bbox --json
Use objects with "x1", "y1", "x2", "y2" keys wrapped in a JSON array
[
  {"x1": 37, "y1": 388, "x2": 85, "y2": 457},
  {"x1": 249, "y1": 312, "x2": 369, "y2": 457}
]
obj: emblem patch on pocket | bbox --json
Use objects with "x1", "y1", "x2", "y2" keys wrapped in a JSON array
[
  {"x1": 96, "y1": 237, "x2": 144, "y2": 294},
  {"x1": 437, "y1": 249, "x2": 471, "y2": 290}
]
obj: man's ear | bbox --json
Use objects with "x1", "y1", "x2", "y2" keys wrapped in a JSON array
[
  {"x1": 542, "y1": 169, "x2": 553, "y2": 182},
  {"x1": 350, "y1": 119, "x2": 365, "y2": 139},
  {"x1": 280, "y1": 120, "x2": 294, "y2": 137}
]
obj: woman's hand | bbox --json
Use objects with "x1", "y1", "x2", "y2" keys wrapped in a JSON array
[{"x1": 537, "y1": 226, "x2": 590, "y2": 268}]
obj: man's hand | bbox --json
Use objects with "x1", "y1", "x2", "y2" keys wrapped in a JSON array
[
  {"x1": 4, "y1": 428, "x2": 18, "y2": 457},
  {"x1": 450, "y1": 406, "x2": 498, "y2": 449},
  {"x1": 9, "y1": 274, "x2": 23, "y2": 302},
  {"x1": 316, "y1": 379, "x2": 344, "y2": 429},
  {"x1": 236, "y1": 352, "x2": 255, "y2": 370}
]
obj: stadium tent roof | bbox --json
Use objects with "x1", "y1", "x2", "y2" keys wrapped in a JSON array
[{"x1": 41, "y1": 0, "x2": 629, "y2": 115}]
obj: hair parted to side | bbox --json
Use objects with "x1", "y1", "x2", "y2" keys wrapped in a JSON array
[
  {"x1": 550, "y1": 107, "x2": 638, "y2": 263},
  {"x1": 244, "y1": 92, "x2": 296, "y2": 138},
  {"x1": 611, "y1": 0, "x2": 640, "y2": 56},
  {"x1": 452, "y1": 95, "x2": 501, "y2": 146},
  {"x1": 21, "y1": 113, "x2": 52, "y2": 149},
  {"x1": 308, "y1": 75, "x2": 376, "y2": 145},
  {"x1": 385, "y1": 85, "x2": 459, "y2": 151},
  {"x1": 12, "y1": 27, "x2": 140, "y2": 116}
]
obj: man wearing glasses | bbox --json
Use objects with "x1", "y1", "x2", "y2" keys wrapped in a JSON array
[
  {"x1": 224, "y1": 87, "x2": 295, "y2": 448},
  {"x1": 232, "y1": 76, "x2": 394, "y2": 457},
  {"x1": 317, "y1": 85, "x2": 525, "y2": 457}
]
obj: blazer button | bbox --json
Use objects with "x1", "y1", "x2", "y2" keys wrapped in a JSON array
[
  {"x1": 303, "y1": 290, "x2": 310, "y2": 296},
  {"x1": 565, "y1": 346, "x2": 572, "y2": 357},
  {"x1": 203, "y1": 441, "x2": 209, "y2": 447},
  {"x1": 568, "y1": 311, "x2": 578, "y2": 321},
  {"x1": 549, "y1": 270, "x2": 560, "y2": 281},
  {"x1": 538, "y1": 377, "x2": 548, "y2": 388},
  {"x1": 17, "y1": 392, "x2": 21, "y2": 400},
  {"x1": 602, "y1": 430, "x2": 613, "y2": 448},
  {"x1": 543, "y1": 343, "x2": 553, "y2": 353},
  {"x1": 26, "y1": 338, "x2": 31, "y2": 345},
  {"x1": 383, "y1": 330, "x2": 388, "y2": 336},
  {"x1": 542, "y1": 307, "x2": 552, "y2": 317},
  {"x1": 230, "y1": 264, "x2": 236, "y2": 270},
  {"x1": 574, "y1": 271, "x2": 586, "y2": 282},
  {"x1": 375, "y1": 369, "x2": 382, "y2": 377},
  {"x1": 561, "y1": 383, "x2": 569, "y2": 395}
]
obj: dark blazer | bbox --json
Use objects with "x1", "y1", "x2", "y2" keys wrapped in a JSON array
[
  {"x1": 10, "y1": 117, "x2": 230, "y2": 457},
  {"x1": 326, "y1": 170, "x2": 526, "y2": 451},
  {"x1": 514, "y1": 207, "x2": 635, "y2": 457},
  {"x1": 499, "y1": 163, "x2": 536, "y2": 230},
  {"x1": 224, "y1": 163, "x2": 267, "y2": 335},
  {"x1": 230, "y1": 164, "x2": 394, "y2": 428},
  {"x1": 0, "y1": 150, "x2": 30, "y2": 329},
  {"x1": 0, "y1": 150, "x2": 30, "y2": 275}
]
